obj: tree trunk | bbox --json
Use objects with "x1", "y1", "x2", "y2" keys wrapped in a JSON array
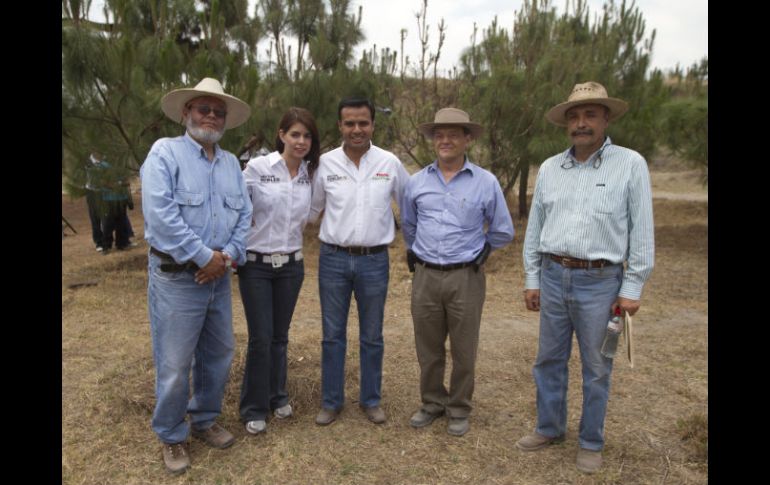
[{"x1": 518, "y1": 162, "x2": 530, "y2": 219}]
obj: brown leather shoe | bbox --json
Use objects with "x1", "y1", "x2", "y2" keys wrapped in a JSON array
[
  {"x1": 192, "y1": 423, "x2": 235, "y2": 449},
  {"x1": 361, "y1": 405, "x2": 386, "y2": 424},
  {"x1": 315, "y1": 407, "x2": 340, "y2": 426},
  {"x1": 576, "y1": 448, "x2": 603, "y2": 473},
  {"x1": 161, "y1": 442, "x2": 190, "y2": 475},
  {"x1": 515, "y1": 432, "x2": 565, "y2": 451}
]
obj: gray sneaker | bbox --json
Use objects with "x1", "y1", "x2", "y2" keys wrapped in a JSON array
[
  {"x1": 447, "y1": 417, "x2": 470, "y2": 436},
  {"x1": 161, "y1": 442, "x2": 190, "y2": 475},
  {"x1": 409, "y1": 408, "x2": 444, "y2": 428},
  {"x1": 274, "y1": 404, "x2": 293, "y2": 419},
  {"x1": 192, "y1": 422, "x2": 235, "y2": 449},
  {"x1": 245, "y1": 420, "x2": 266, "y2": 435}
]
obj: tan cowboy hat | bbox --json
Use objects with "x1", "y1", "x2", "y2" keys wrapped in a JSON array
[
  {"x1": 418, "y1": 108, "x2": 484, "y2": 139},
  {"x1": 161, "y1": 77, "x2": 251, "y2": 129},
  {"x1": 545, "y1": 81, "x2": 629, "y2": 127}
]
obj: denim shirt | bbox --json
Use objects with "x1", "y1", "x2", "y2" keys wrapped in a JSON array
[{"x1": 141, "y1": 132, "x2": 252, "y2": 267}]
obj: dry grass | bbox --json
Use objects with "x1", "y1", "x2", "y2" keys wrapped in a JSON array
[{"x1": 62, "y1": 162, "x2": 707, "y2": 484}]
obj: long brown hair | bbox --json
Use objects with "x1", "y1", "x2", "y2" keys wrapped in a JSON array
[{"x1": 275, "y1": 107, "x2": 320, "y2": 179}]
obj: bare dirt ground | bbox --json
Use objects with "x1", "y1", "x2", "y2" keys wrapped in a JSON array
[{"x1": 62, "y1": 160, "x2": 707, "y2": 485}]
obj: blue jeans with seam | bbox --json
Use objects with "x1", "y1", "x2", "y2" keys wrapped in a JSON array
[
  {"x1": 533, "y1": 256, "x2": 623, "y2": 451},
  {"x1": 318, "y1": 242, "x2": 389, "y2": 410},
  {"x1": 237, "y1": 259, "x2": 304, "y2": 422},
  {"x1": 147, "y1": 253, "x2": 235, "y2": 444}
]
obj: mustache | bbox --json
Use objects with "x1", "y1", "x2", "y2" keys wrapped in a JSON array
[{"x1": 571, "y1": 129, "x2": 594, "y2": 136}]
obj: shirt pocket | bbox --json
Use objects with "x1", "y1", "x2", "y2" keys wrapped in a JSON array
[
  {"x1": 451, "y1": 195, "x2": 483, "y2": 228},
  {"x1": 174, "y1": 189, "x2": 205, "y2": 230},
  {"x1": 368, "y1": 178, "x2": 393, "y2": 210},
  {"x1": 592, "y1": 184, "x2": 626, "y2": 216},
  {"x1": 223, "y1": 193, "x2": 245, "y2": 232}
]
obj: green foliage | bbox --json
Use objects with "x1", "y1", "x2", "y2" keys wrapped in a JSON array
[
  {"x1": 660, "y1": 58, "x2": 708, "y2": 183},
  {"x1": 62, "y1": 0, "x2": 705, "y2": 205}
]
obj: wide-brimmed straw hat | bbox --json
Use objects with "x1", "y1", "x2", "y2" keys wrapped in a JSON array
[
  {"x1": 418, "y1": 108, "x2": 484, "y2": 139},
  {"x1": 161, "y1": 77, "x2": 251, "y2": 129},
  {"x1": 545, "y1": 81, "x2": 628, "y2": 127}
]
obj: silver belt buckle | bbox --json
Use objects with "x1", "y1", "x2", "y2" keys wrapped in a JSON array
[{"x1": 271, "y1": 254, "x2": 284, "y2": 268}]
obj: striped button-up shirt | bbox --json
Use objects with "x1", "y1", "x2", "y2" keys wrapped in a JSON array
[
  {"x1": 523, "y1": 137, "x2": 654, "y2": 299},
  {"x1": 309, "y1": 143, "x2": 410, "y2": 247},
  {"x1": 141, "y1": 132, "x2": 252, "y2": 267},
  {"x1": 243, "y1": 151, "x2": 311, "y2": 254},
  {"x1": 401, "y1": 159, "x2": 514, "y2": 264}
]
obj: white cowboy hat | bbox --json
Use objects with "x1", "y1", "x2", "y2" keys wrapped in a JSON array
[
  {"x1": 161, "y1": 77, "x2": 251, "y2": 129},
  {"x1": 418, "y1": 108, "x2": 484, "y2": 139},
  {"x1": 545, "y1": 81, "x2": 629, "y2": 127}
]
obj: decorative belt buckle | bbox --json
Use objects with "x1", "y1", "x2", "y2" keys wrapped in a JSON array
[
  {"x1": 271, "y1": 254, "x2": 284, "y2": 268},
  {"x1": 561, "y1": 257, "x2": 571, "y2": 266}
]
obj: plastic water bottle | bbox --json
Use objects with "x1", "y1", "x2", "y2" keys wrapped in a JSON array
[{"x1": 600, "y1": 307, "x2": 623, "y2": 359}]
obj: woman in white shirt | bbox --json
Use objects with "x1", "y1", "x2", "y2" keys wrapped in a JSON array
[{"x1": 238, "y1": 107, "x2": 320, "y2": 435}]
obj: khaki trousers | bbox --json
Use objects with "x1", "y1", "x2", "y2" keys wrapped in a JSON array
[{"x1": 411, "y1": 264, "x2": 486, "y2": 418}]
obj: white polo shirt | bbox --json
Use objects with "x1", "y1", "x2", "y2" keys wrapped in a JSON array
[
  {"x1": 310, "y1": 143, "x2": 410, "y2": 247},
  {"x1": 243, "y1": 151, "x2": 312, "y2": 254}
]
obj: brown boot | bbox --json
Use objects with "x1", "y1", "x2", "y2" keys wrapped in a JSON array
[
  {"x1": 161, "y1": 442, "x2": 190, "y2": 475},
  {"x1": 515, "y1": 432, "x2": 565, "y2": 451},
  {"x1": 192, "y1": 423, "x2": 235, "y2": 449},
  {"x1": 576, "y1": 448, "x2": 603, "y2": 473}
]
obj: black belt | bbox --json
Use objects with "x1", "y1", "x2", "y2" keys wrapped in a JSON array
[
  {"x1": 325, "y1": 243, "x2": 387, "y2": 255},
  {"x1": 548, "y1": 254, "x2": 615, "y2": 269},
  {"x1": 150, "y1": 246, "x2": 200, "y2": 272},
  {"x1": 416, "y1": 256, "x2": 474, "y2": 272}
]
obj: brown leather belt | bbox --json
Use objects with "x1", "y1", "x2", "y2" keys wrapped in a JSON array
[{"x1": 548, "y1": 254, "x2": 615, "y2": 269}]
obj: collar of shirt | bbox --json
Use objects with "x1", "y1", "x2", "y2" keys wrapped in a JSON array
[
  {"x1": 564, "y1": 136, "x2": 613, "y2": 167},
  {"x1": 341, "y1": 141, "x2": 372, "y2": 163},
  {"x1": 267, "y1": 150, "x2": 309, "y2": 178},
  {"x1": 183, "y1": 131, "x2": 222, "y2": 163},
  {"x1": 425, "y1": 157, "x2": 475, "y2": 179}
]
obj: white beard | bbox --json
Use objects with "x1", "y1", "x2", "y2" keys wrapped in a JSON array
[{"x1": 186, "y1": 117, "x2": 225, "y2": 145}]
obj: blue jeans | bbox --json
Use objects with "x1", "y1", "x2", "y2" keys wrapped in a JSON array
[
  {"x1": 533, "y1": 257, "x2": 623, "y2": 451},
  {"x1": 318, "y1": 243, "x2": 389, "y2": 410},
  {"x1": 237, "y1": 259, "x2": 304, "y2": 422},
  {"x1": 147, "y1": 253, "x2": 235, "y2": 444}
]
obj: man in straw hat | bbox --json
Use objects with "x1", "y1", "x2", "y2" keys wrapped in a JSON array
[
  {"x1": 401, "y1": 108, "x2": 514, "y2": 437},
  {"x1": 517, "y1": 81, "x2": 654, "y2": 473},
  {"x1": 140, "y1": 77, "x2": 253, "y2": 474}
]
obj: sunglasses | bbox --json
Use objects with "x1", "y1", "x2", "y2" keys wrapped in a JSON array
[{"x1": 187, "y1": 104, "x2": 227, "y2": 119}]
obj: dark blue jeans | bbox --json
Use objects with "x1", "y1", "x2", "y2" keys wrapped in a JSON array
[
  {"x1": 318, "y1": 243, "x2": 389, "y2": 410},
  {"x1": 237, "y1": 259, "x2": 304, "y2": 422}
]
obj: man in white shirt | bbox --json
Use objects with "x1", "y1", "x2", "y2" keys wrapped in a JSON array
[{"x1": 309, "y1": 97, "x2": 410, "y2": 426}]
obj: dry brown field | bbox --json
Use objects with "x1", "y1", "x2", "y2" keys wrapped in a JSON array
[{"x1": 62, "y1": 158, "x2": 707, "y2": 485}]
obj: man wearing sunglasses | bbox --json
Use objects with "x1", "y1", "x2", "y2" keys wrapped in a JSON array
[
  {"x1": 140, "y1": 78, "x2": 252, "y2": 475},
  {"x1": 518, "y1": 82, "x2": 655, "y2": 474}
]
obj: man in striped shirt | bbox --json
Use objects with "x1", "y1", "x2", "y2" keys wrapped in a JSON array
[{"x1": 517, "y1": 82, "x2": 655, "y2": 474}]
